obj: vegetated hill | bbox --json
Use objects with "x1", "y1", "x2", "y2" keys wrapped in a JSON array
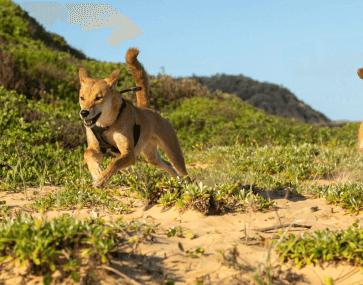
[
  {"x1": 0, "y1": 0, "x2": 105, "y2": 101},
  {"x1": 0, "y1": 0, "x2": 89, "y2": 60},
  {"x1": 0, "y1": 0, "x2": 343, "y2": 131},
  {"x1": 0, "y1": 85, "x2": 358, "y2": 166},
  {"x1": 184, "y1": 73, "x2": 331, "y2": 125},
  {"x1": 0, "y1": 0, "x2": 212, "y2": 109}
]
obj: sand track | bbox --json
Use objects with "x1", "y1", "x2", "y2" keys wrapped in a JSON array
[{"x1": 1, "y1": 183, "x2": 363, "y2": 284}]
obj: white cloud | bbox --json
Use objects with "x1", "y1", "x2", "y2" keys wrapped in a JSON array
[
  {"x1": 22, "y1": 2, "x2": 67, "y2": 26},
  {"x1": 64, "y1": 4, "x2": 144, "y2": 45},
  {"x1": 105, "y1": 12, "x2": 144, "y2": 46}
]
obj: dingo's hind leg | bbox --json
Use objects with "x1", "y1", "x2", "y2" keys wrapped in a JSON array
[
  {"x1": 142, "y1": 141, "x2": 179, "y2": 177},
  {"x1": 154, "y1": 133, "x2": 190, "y2": 182}
]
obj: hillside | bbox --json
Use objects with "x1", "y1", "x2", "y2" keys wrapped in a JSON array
[
  {"x1": 184, "y1": 73, "x2": 331, "y2": 125},
  {"x1": 0, "y1": 0, "x2": 89, "y2": 60},
  {"x1": 0, "y1": 0, "x2": 134, "y2": 102},
  {"x1": 0, "y1": 0, "x2": 215, "y2": 112},
  {"x1": 1, "y1": 0, "x2": 334, "y2": 126}
]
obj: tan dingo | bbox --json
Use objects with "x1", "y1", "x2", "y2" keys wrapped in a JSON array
[
  {"x1": 358, "y1": 68, "x2": 363, "y2": 151},
  {"x1": 79, "y1": 48, "x2": 190, "y2": 188}
]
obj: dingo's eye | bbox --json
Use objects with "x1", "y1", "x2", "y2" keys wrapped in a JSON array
[
  {"x1": 80, "y1": 97, "x2": 85, "y2": 101},
  {"x1": 95, "y1": 96, "x2": 102, "y2": 101}
]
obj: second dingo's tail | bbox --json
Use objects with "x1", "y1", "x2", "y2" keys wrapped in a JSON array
[{"x1": 125, "y1": 48, "x2": 150, "y2": 109}]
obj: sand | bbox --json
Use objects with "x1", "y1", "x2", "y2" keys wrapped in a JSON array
[{"x1": 1, "y1": 178, "x2": 363, "y2": 285}]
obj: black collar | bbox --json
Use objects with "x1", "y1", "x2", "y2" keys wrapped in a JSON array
[
  {"x1": 93, "y1": 99, "x2": 127, "y2": 131},
  {"x1": 90, "y1": 99, "x2": 127, "y2": 154},
  {"x1": 89, "y1": 99, "x2": 140, "y2": 154}
]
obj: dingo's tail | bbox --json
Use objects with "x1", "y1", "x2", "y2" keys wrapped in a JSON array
[{"x1": 125, "y1": 48, "x2": 150, "y2": 109}]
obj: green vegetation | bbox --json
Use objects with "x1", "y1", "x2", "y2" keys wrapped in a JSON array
[
  {"x1": 305, "y1": 182, "x2": 363, "y2": 214},
  {"x1": 1, "y1": 0, "x2": 363, "y2": 283},
  {"x1": 275, "y1": 220, "x2": 363, "y2": 269},
  {"x1": 0, "y1": 212, "x2": 155, "y2": 284},
  {"x1": 28, "y1": 186, "x2": 133, "y2": 214},
  {"x1": 165, "y1": 95, "x2": 357, "y2": 149},
  {"x1": 1, "y1": 75, "x2": 362, "y2": 281}
]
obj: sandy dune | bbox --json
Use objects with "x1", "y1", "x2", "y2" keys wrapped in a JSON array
[{"x1": 1, "y1": 180, "x2": 363, "y2": 284}]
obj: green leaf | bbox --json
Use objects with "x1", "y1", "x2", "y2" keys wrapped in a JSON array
[
  {"x1": 81, "y1": 248, "x2": 92, "y2": 258},
  {"x1": 43, "y1": 274, "x2": 52, "y2": 285},
  {"x1": 49, "y1": 262, "x2": 56, "y2": 272},
  {"x1": 35, "y1": 219, "x2": 42, "y2": 228},
  {"x1": 294, "y1": 257, "x2": 299, "y2": 265},
  {"x1": 178, "y1": 242, "x2": 184, "y2": 252},
  {"x1": 186, "y1": 230, "x2": 194, "y2": 239},
  {"x1": 167, "y1": 228, "x2": 176, "y2": 237},
  {"x1": 196, "y1": 247, "x2": 205, "y2": 255},
  {"x1": 63, "y1": 262, "x2": 71, "y2": 271},
  {"x1": 305, "y1": 258, "x2": 311, "y2": 266},
  {"x1": 33, "y1": 256, "x2": 41, "y2": 265},
  {"x1": 71, "y1": 271, "x2": 80, "y2": 282},
  {"x1": 186, "y1": 250, "x2": 196, "y2": 258},
  {"x1": 20, "y1": 259, "x2": 27, "y2": 268}
]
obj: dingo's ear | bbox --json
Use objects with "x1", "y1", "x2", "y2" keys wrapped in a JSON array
[
  {"x1": 105, "y1": 69, "x2": 121, "y2": 87},
  {"x1": 79, "y1": 68, "x2": 90, "y2": 84},
  {"x1": 358, "y1": 68, "x2": 363, "y2": 80}
]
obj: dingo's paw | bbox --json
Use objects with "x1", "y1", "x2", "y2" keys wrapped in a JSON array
[
  {"x1": 93, "y1": 173, "x2": 109, "y2": 188},
  {"x1": 91, "y1": 167, "x2": 102, "y2": 180}
]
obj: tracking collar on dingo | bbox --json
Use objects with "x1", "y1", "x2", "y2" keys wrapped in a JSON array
[{"x1": 119, "y1": 86, "x2": 142, "y2": 94}]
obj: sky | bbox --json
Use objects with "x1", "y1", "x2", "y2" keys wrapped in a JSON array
[{"x1": 12, "y1": 0, "x2": 363, "y2": 122}]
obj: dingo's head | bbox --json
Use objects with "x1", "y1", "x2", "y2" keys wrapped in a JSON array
[{"x1": 78, "y1": 68, "x2": 121, "y2": 128}]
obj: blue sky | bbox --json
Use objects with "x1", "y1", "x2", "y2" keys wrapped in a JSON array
[{"x1": 13, "y1": 0, "x2": 363, "y2": 122}]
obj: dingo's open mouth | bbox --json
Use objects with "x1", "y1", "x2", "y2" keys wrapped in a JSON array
[{"x1": 83, "y1": 112, "x2": 102, "y2": 127}]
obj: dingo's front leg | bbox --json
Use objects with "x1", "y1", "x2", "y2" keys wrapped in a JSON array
[
  {"x1": 93, "y1": 151, "x2": 136, "y2": 188},
  {"x1": 84, "y1": 148, "x2": 104, "y2": 180}
]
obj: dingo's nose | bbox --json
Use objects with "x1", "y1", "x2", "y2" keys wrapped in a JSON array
[{"x1": 80, "y1": 110, "x2": 90, "y2": 118}]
